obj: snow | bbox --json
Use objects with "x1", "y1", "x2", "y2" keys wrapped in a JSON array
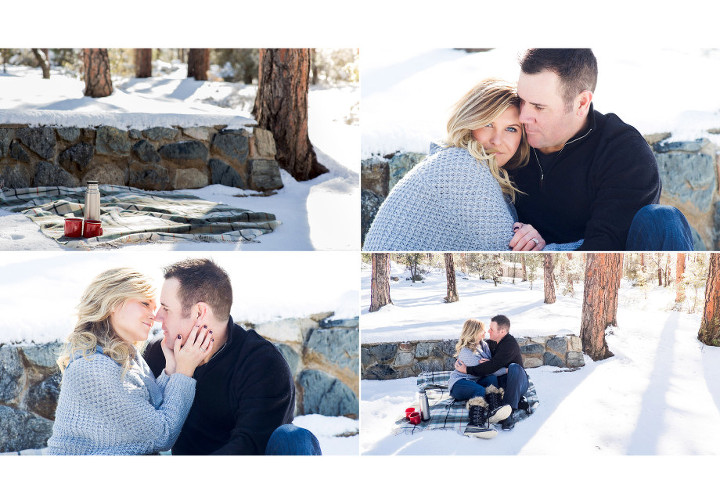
[
  {"x1": 361, "y1": 48, "x2": 720, "y2": 158},
  {"x1": 0, "y1": 250, "x2": 358, "y2": 345},
  {"x1": 0, "y1": 64, "x2": 359, "y2": 251},
  {"x1": 293, "y1": 414, "x2": 359, "y2": 455},
  {"x1": 360, "y1": 260, "x2": 720, "y2": 455}
]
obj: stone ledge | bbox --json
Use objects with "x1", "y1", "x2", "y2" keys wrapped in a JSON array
[
  {"x1": 0, "y1": 124, "x2": 283, "y2": 193},
  {"x1": 361, "y1": 334, "x2": 584, "y2": 380}
]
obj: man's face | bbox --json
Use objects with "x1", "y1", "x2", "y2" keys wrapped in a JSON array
[
  {"x1": 154, "y1": 277, "x2": 196, "y2": 350},
  {"x1": 488, "y1": 321, "x2": 507, "y2": 342},
  {"x1": 517, "y1": 70, "x2": 584, "y2": 154}
]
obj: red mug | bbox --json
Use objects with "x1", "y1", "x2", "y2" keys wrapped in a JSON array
[
  {"x1": 405, "y1": 407, "x2": 415, "y2": 419},
  {"x1": 83, "y1": 219, "x2": 103, "y2": 238},
  {"x1": 64, "y1": 217, "x2": 83, "y2": 238},
  {"x1": 409, "y1": 412, "x2": 421, "y2": 425}
]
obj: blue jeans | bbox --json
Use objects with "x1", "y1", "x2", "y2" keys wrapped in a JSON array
[
  {"x1": 265, "y1": 424, "x2": 322, "y2": 455},
  {"x1": 450, "y1": 375, "x2": 499, "y2": 401},
  {"x1": 497, "y1": 363, "x2": 529, "y2": 410},
  {"x1": 626, "y1": 204, "x2": 694, "y2": 251}
]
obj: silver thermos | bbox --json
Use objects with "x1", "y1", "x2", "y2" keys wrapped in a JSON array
[
  {"x1": 418, "y1": 390, "x2": 430, "y2": 421},
  {"x1": 84, "y1": 181, "x2": 100, "y2": 221}
]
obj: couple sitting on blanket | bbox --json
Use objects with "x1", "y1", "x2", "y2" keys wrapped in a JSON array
[{"x1": 449, "y1": 315, "x2": 529, "y2": 439}]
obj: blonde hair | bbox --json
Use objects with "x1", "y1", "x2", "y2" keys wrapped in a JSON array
[
  {"x1": 454, "y1": 319, "x2": 486, "y2": 357},
  {"x1": 445, "y1": 78, "x2": 530, "y2": 202},
  {"x1": 57, "y1": 268, "x2": 157, "y2": 375}
]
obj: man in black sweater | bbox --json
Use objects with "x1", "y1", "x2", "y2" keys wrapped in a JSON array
[
  {"x1": 455, "y1": 315, "x2": 528, "y2": 431},
  {"x1": 508, "y1": 49, "x2": 692, "y2": 252},
  {"x1": 144, "y1": 258, "x2": 321, "y2": 455}
]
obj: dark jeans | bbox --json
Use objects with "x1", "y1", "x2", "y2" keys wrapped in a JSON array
[
  {"x1": 450, "y1": 375, "x2": 499, "y2": 401},
  {"x1": 626, "y1": 204, "x2": 694, "y2": 251},
  {"x1": 265, "y1": 424, "x2": 322, "y2": 455},
  {"x1": 497, "y1": 363, "x2": 529, "y2": 410}
]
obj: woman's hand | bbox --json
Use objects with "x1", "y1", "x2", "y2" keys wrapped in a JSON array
[
  {"x1": 174, "y1": 324, "x2": 214, "y2": 377},
  {"x1": 160, "y1": 337, "x2": 176, "y2": 375},
  {"x1": 509, "y1": 222, "x2": 546, "y2": 251},
  {"x1": 454, "y1": 359, "x2": 467, "y2": 374}
]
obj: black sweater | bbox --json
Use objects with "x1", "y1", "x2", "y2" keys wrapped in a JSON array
[
  {"x1": 512, "y1": 106, "x2": 661, "y2": 250},
  {"x1": 466, "y1": 334, "x2": 523, "y2": 377},
  {"x1": 144, "y1": 317, "x2": 295, "y2": 455}
]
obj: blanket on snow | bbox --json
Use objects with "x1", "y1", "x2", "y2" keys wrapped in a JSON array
[
  {"x1": 393, "y1": 370, "x2": 539, "y2": 435},
  {"x1": 0, "y1": 185, "x2": 280, "y2": 249}
]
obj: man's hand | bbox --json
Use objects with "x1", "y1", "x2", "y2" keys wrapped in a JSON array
[
  {"x1": 509, "y1": 222, "x2": 546, "y2": 251},
  {"x1": 454, "y1": 359, "x2": 467, "y2": 374}
]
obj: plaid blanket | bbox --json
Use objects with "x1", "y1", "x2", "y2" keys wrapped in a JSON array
[
  {"x1": 0, "y1": 185, "x2": 280, "y2": 249},
  {"x1": 393, "y1": 370, "x2": 539, "y2": 435}
]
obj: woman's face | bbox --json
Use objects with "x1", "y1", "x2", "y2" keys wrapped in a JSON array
[
  {"x1": 475, "y1": 329, "x2": 485, "y2": 344},
  {"x1": 110, "y1": 298, "x2": 157, "y2": 344},
  {"x1": 471, "y1": 105, "x2": 523, "y2": 167}
]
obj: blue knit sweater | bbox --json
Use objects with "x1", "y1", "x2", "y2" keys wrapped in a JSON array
[
  {"x1": 363, "y1": 145, "x2": 581, "y2": 251},
  {"x1": 47, "y1": 349, "x2": 195, "y2": 455}
]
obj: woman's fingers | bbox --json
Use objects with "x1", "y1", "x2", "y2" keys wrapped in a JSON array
[{"x1": 510, "y1": 224, "x2": 545, "y2": 251}]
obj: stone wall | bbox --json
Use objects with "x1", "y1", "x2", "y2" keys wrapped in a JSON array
[
  {"x1": 361, "y1": 136, "x2": 720, "y2": 250},
  {"x1": 361, "y1": 334, "x2": 584, "y2": 380},
  {"x1": 0, "y1": 124, "x2": 283, "y2": 192},
  {"x1": 0, "y1": 313, "x2": 358, "y2": 453}
]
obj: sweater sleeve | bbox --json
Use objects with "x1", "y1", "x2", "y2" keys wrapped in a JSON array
[
  {"x1": 363, "y1": 159, "x2": 448, "y2": 251},
  {"x1": 577, "y1": 129, "x2": 661, "y2": 250},
  {"x1": 64, "y1": 355, "x2": 196, "y2": 453},
  {"x1": 211, "y1": 346, "x2": 295, "y2": 455}
]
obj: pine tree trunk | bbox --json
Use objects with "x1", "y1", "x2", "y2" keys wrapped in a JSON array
[
  {"x1": 32, "y1": 49, "x2": 50, "y2": 79},
  {"x1": 253, "y1": 49, "x2": 328, "y2": 181},
  {"x1": 544, "y1": 254, "x2": 556, "y2": 304},
  {"x1": 83, "y1": 49, "x2": 113, "y2": 98},
  {"x1": 187, "y1": 49, "x2": 210, "y2": 81},
  {"x1": 135, "y1": 49, "x2": 152, "y2": 78},
  {"x1": 676, "y1": 253, "x2": 686, "y2": 303},
  {"x1": 370, "y1": 253, "x2": 392, "y2": 312},
  {"x1": 699, "y1": 254, "x2": 720, "y2": 346},
  {"x1": 444, "y1": 253, "x2": 459, "y2": 303},
  {"x1": 580, "y1": 253, "x2": 623, "y2": 360}
]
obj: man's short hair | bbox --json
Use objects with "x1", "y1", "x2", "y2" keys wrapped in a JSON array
[
  {"x1": 520, "y1": 49, "x2": 598, "y2": 109},
  {"x1": 163, "y1": 258, "x2": 232, "y2": 321},
  {"x1": 491, "y1": 314, "x2": 511, "y2": 332}
]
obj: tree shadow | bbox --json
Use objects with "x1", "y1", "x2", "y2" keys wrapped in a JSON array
[
  {"x1": 701, "y1": 342, "x2": 720, "y2": 415},
  {"x1": 626, "y1": 313, "x2": 679, "y2": 454}
]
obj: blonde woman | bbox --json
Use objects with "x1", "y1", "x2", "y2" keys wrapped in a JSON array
[
  {"x1": 47, "y1": 268, "x2": 213, "y2": 455},
  {"x1": 363, "y1": 79, "x2": 580, "y2": 251},
  {"x1": 364, "y1": 78, "x2": 528, "y2": 251},
  {"x1": 447, "y1": 319, "x2": 499, "y2": 401}
]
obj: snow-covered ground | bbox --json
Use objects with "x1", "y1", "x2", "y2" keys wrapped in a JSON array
[
  {"x1": 0, "y1": 62, "x2": 359, "y2": 251},
  {"x1": 0, "y1": 251, "x2": 359, "y2": 454},
  {"x1": 362, "y1": 48, "x2": 720, "y2": 157},
  {"x1": 360, "y1": 260, "x2": 720, "y2": 455}
]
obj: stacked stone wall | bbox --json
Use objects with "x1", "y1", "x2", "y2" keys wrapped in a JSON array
[
  {"x1": 361, "y1": 334, "x2": 584, "y2": 380},
  {"x1": 0, "y1": 124, "x2": 283, "y2": 192}
]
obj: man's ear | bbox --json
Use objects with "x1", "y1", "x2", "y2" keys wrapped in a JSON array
[
  {"x1": 575, "y1": 90, "x2": 593, "y2": 117},
  {"x1": 194, "y1": 302, "x2": 211, "y2": 324}
]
